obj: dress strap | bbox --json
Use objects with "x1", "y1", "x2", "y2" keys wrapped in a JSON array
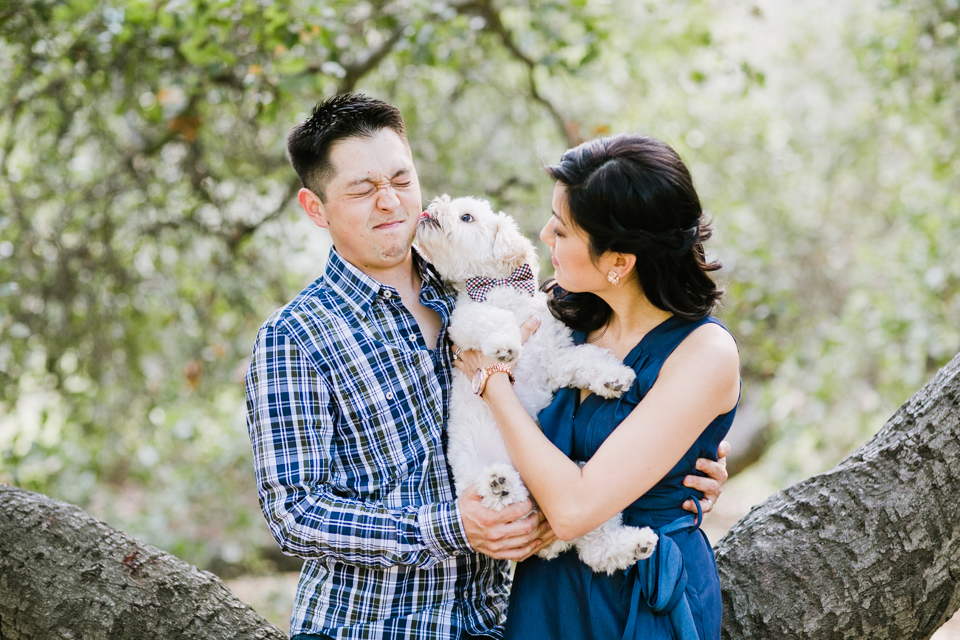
[{"x1": 620, "y1": 503, "x2": 703, "y2": 640}]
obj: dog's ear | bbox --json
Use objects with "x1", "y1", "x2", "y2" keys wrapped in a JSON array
[
  {"x1": 492, "y1": 212, "x2": 532, "y2": 271},
  {"x1": 427, "y1": 193, "x2": 452, "y2": 216}
]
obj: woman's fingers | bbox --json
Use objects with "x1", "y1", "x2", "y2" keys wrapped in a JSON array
[{"x1": 519, "y1": 315, "x2": 541, "y2": 344}]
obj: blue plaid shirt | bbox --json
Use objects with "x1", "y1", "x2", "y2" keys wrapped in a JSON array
[{"x1": 246, "y1": 247, "x2": 510, "y2": 639}]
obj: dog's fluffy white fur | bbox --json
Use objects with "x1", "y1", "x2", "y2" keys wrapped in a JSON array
[{"x1": 416, "y1": 194, "x2": 658, "y2": 574}]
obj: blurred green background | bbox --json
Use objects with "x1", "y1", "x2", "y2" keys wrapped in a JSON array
[{"x1": 1, "y1": 0, "x2": 958, "y2": 588}]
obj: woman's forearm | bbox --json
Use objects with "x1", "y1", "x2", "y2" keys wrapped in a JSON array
[{"x1": 481, "y1": 374, "x2": 597, "y2": 539}]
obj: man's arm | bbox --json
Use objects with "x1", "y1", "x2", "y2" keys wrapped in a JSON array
[{"x1": 245, "y1": 324, "x2": 469, "y2": 569}]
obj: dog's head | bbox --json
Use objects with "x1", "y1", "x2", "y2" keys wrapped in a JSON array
[{"x1": 416, "y1": 194, "x2": 538, "y2": 283}]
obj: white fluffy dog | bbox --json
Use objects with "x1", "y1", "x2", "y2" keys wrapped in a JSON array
[{"x1": 416, "y1": 194, "x2": 658, "y2": 574}]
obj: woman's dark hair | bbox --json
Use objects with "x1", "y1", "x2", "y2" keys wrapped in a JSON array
[{"x1": 544, "y1": 133, "x2": 723, "y2": 332}]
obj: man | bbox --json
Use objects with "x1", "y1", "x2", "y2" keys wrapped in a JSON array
[{"x1": 245, "y1": 93, "x2": 729, "y2": 640}]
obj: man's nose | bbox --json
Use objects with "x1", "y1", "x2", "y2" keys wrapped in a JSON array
[{"x1": 376, "y1": 185, "x2": 401, "y2": 210}]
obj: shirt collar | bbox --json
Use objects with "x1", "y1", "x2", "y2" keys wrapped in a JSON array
[{"x1": 322, "y1": 246, "x2": 447, "y2": 317}]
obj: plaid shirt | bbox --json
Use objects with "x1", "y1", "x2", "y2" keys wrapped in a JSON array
[{"x1": 246, "y1": 247, "x2": 509, "y2": 639}]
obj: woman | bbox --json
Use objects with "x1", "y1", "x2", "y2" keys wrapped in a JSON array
[{"x1": 453, "y1": 133, "x2": 740, "y2": 640}]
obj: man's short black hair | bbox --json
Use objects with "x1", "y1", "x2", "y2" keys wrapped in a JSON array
[{"x1": 286, "y1": 93, "x2": 407, "y2": 202}]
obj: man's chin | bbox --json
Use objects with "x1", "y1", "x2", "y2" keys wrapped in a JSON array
[{"x1": 377, "y1": 236, "x2": 417, "y2": 263}]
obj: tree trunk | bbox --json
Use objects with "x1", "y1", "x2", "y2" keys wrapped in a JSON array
[
  {"x1": 716, "y1": 350, "x2": 960, "y2": 639},
  {"x1": 0, "y1": 484, "x2": 284, "y2": 640}
]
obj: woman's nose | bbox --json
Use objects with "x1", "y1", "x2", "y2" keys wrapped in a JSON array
[{"x1": 539, "y1": 219, "x2": 554, "y2": 245}]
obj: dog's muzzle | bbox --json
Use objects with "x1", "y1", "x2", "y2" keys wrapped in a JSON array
[{"x1": 417, "y1": 214, "x2": 441, "y2": 230}]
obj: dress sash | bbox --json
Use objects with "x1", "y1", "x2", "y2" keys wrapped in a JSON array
[{"x1": 620, "y1": 502, "x2": 703, "y2": 640}]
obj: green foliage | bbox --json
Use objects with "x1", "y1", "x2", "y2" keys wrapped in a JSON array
[{"x1": 1, "y1": 0, "x2": 958, "y2": 571}]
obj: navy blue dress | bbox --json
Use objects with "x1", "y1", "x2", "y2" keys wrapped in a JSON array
[{"x1": 504, "y1": 315, "x2": 737, "y2": 640}]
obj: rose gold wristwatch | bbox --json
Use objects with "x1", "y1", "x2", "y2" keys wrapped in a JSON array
[{"x1": 472, "y1": 363, "x2": 516, "y2": 396}]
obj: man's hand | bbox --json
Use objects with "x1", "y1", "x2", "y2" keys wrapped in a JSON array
[
  {"x1": 459, "y1": 485, "x2": 555, "y2": 560},
  {"x1": 516, "y1": 532, "x2": 560, "y2": 562},
  {"x1": 682, "y1": 440, "x2": 731, "y2": 515}
]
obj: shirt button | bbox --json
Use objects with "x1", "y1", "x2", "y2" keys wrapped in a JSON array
[
  {"x1": 382, "y1": 290, "x2": 392, "y2": 299},
  {"x1": 385, "y1": 392, "x2": 394, "y2": 400},
  {"x1": 408, "y1": 334, "x2": 418, "y2": 342}
]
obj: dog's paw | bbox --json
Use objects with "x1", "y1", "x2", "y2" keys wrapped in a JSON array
[
  {"x1": 475, "y1": 463, "x2": 527, "y2": 511},
  {"x1": 491, "y1": 346, "x2": 519, "y2": 362},
  {"x1": 576, "y1": 522, "x2": 659, "y2": 574},
  {"x1": 591, "y1": 366, "x2": 636, "y2": 399},
  {"x1": 480, "y1": 335, "x2": 522, "y2": 363},
  {"x1": 629, "y1": 526, "x2": 658, "y2": 561}
]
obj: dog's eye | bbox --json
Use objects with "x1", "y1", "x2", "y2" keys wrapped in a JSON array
[{"x1": 460, "y1": 214, "x2": 474, "y2": 223}]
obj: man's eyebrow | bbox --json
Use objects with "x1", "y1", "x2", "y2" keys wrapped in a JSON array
[{"x1": 344, "y1": 168, "x2": 411, "y2": 188}]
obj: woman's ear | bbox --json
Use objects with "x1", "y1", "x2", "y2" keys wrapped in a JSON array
[
  {"x1": 604, "y1": 251, "x2": 636, "y2": 281},
  {"x1": 299, "y1": 188, "x2": 328, "y2": 228}
]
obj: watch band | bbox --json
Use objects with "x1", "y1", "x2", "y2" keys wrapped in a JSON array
[{"x1": 472, "y1": 363, "x2": 515, "y2": 396}]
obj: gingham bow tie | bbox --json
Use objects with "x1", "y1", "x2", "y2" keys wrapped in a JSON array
[{"x1": 464, "y1": 264, "x2": 537, "y2": 302}]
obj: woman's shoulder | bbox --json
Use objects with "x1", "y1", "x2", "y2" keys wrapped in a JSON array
[
  {"x1": 648, "y1": 317, "x2": 739, "y2": 387},
  {"x1": 659, "y1": 319, "x2": 740, "y2": 412},
  {"x1": 677, "y1": 320, "x2": 739, "y2": 368}
]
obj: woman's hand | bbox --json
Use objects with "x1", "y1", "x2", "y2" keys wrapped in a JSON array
[{"x1": 450, "y1": 342, "x2": 499, "y2": 379}]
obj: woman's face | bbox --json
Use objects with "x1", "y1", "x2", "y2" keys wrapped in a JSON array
[{"x1": 540, "y1": 182, "x2": 608, "y2": 293}]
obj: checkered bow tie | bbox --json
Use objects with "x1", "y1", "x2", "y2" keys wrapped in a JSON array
[{"x1": 464, "y1": 263, "x2": 537, "y2": 302}]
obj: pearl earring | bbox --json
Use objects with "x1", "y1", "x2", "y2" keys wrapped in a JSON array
[{"x1": 607, "y1": 271, "x2": 620, "y2": 285}]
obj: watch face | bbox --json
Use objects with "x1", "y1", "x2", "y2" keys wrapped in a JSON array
[{"x1": 472, "y1": 368, "x2": 484, "y2": 395}]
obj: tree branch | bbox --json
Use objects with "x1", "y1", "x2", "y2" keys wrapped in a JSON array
[
  {"x1": 339, "y1": 24, "x2": 408, "y2": 94},
  {"x1": 226, "y1": 176, "x2": 303, "y2": 252},
  {"x1": 0, "y1": 484, "x2": 285, "y2": 639},
  {"x1": 716, "y1": 350, "x2": 960, "y2": 638},
  {"x1": 467, "y1": 0, "x2": 579, "y2": 147}
]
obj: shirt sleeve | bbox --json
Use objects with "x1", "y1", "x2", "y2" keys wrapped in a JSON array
[{"x1": 245, "y1": 323, "x2": 473, "y2": 569}]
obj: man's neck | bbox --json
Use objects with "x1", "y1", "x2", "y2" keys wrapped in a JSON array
[
  {"x1": 343, "y1": 248, "x2": 442, "y2": 348},
  {"x1": 348, "y1": 249, "x2": 422, "y2": 297}
]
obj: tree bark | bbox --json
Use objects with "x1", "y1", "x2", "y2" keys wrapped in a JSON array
[
  {"x1": 0, "y1": 485, "x2": 284, "y2": 640},
  {"x1": 717, "y1": 350, "x2": 960, "y2": 639}
]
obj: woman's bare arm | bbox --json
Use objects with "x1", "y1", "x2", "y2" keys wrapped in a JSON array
[{"x1": 460, "y1": 322, "x2": 740, "y2": 541}]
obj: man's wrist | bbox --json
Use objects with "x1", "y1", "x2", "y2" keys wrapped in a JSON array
[{"x1": 418, "y1": 499, "x2": 472, "y2": 558}]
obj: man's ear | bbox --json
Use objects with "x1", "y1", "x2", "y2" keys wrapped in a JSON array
[{"x1": 299, "y1": 188, "x2": 328, "y2": 228}]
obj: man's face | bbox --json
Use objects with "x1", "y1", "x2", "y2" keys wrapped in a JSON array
[{"x1": 301, "y1": 128, "x2": 422, "y2": 274}]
